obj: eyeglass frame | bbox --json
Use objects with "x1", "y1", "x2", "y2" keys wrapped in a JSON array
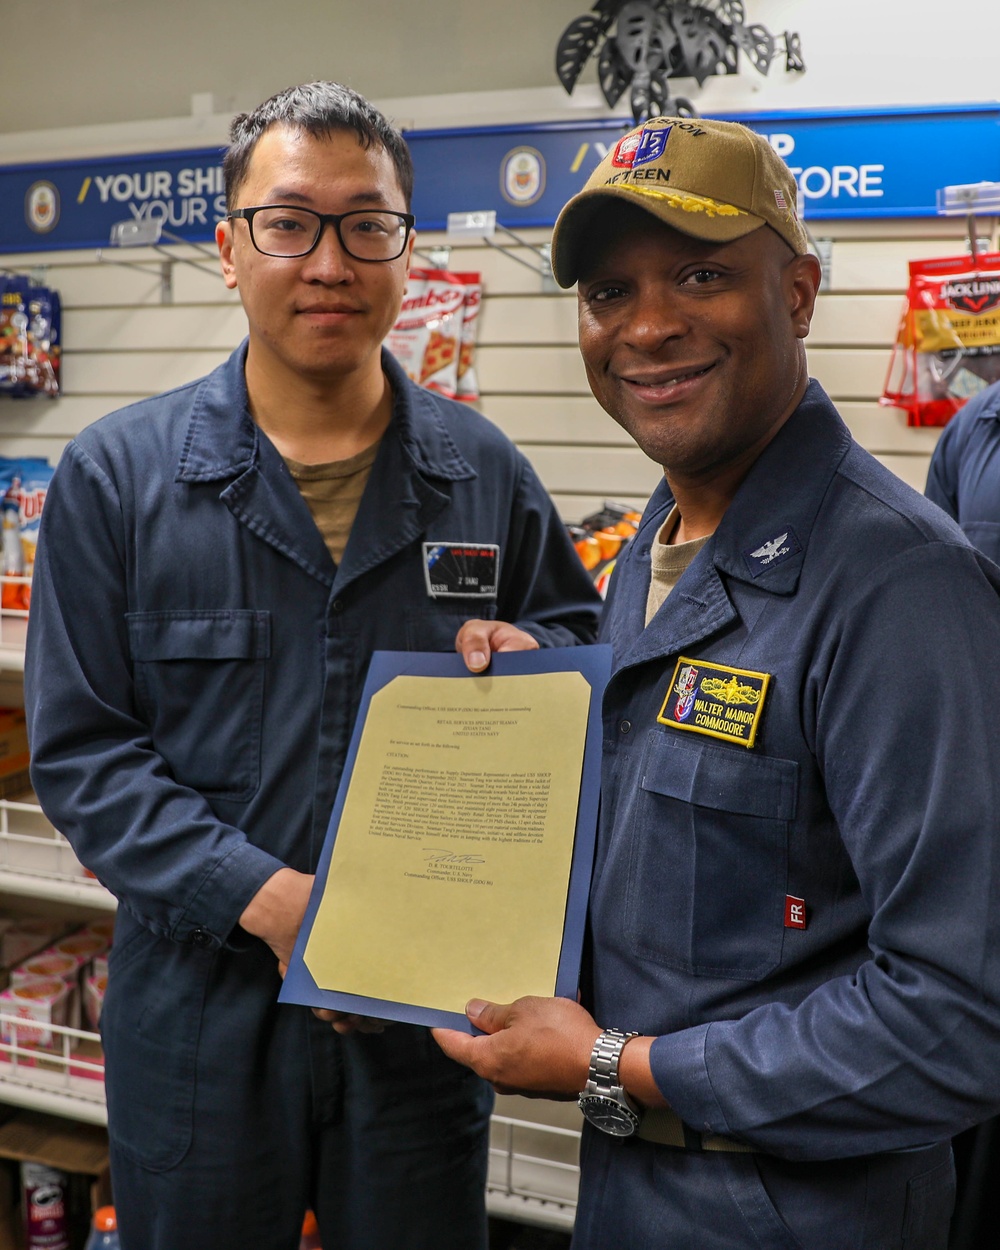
[{"x1": 226, "y1": 204, "x2": 416, "y2": 262}]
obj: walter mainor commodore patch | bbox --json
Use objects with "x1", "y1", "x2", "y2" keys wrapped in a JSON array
[{"x1": 658, "y1": 656, "x2": 771, "y2": 748}]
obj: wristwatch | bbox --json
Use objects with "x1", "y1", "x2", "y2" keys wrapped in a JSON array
[{"x1": 578, "y1": 1028, "x2": 642, "y2": 1136}]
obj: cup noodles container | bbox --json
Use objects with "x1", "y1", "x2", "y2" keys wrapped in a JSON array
[
  {"x1": 386, "y1": 268, "x2": 466, "y2": 398},
  {"x1": 11, "y1": 953, "x2": 79, "y2": 986},
  {"x1": 0, "y1": 977, "x2": 74, "y2": 1049},
  {"x1": 81, "y1": 917, "x2": 114, "y2": 944},
  {"x1": 84, "y1": 973, "x2": 107, "y2": 1032},
  {"x1": 47, "y1": 930, "x2": 108, "y2": 970},
  {"x1": 92, "y1": 953, "x2": 108, "y2": 980},
  {"x1": 0, "y1": 919, "x2": 65, "y2": 969}
]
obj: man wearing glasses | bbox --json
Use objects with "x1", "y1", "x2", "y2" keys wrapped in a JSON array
[{"x1": 25, "y1": 82, "x2": 600, "y2": 1250}]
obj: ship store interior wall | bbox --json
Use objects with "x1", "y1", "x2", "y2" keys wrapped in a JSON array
[
  {"x1": 0, "y1": 0, "x2": 998, "y2": 523},
  {"x1": 0, "y1": 214, "x2": 994, "y2": 524}
]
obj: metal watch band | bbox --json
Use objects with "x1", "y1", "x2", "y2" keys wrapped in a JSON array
[{"x1": 587, "y1": 1028, "x2": 640, "y2": 1092}]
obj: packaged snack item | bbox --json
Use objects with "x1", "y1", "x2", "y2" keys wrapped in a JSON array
[
  {"x1": 881, "y1": 253, "x2": 1000, "y2": 426},
  {"x1": 1, "y1": 477, "x2": 26, "y2": 610},
  {"x1": 569, "y1": 501, "x2": 643, "y2": 598},
  {"x1": 83, "y1": 973, "x2": 107, "y2": 1031},
  {"x1": 48, "y1": 930, "x2": 108, "y2": 969},
  {"x1": 21, "y1": 1161, "x2": 71, "y2": 1250},
  {"x1": 81, "y1": 918, "x2": 114, "y2": 944},
  {"x1": 0, "y1": 976, "x2": 74, "y2": 1049},
  {"x1": 0, "y1": 917, "x2": 66, "y2": 968},
  {"x1": 25, "y1": 286, "x2": 62, "y2": 397},
  {"x1": 386, "y1": 268, "x2": 466, "y2": 397},
  {"x1": 453, "y1": 272, "x2": 482, "y2": 403},
  {"x1": 0, "y1": 277, "x2": 30, "y2": 395},
  {"x1": 12, "y1": 953, "x2": 79, "y2": 986},
  {"x1": 15, "y1": 458, "x2": 54, "y2": 607}
]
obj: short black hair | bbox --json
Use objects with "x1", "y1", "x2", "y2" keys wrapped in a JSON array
[{"x1": 223, "y1": 81, "x2": 414, "y2": 210}]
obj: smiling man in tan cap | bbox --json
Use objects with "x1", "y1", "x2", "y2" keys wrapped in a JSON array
[{"x1": 443, "y1": 116, "x2": 1000, "y2": 1249}]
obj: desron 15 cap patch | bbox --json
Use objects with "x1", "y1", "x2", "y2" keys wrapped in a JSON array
[{"x1": 658, "y1": 655, "x2": 771, "y2": 748}]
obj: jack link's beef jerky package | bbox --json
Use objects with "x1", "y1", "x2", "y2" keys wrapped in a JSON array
[
  {"x1": 386, "y1": 268, "x2": 465, "y2": 398},
  {"x1": 881, "y1": 253, "x2": 1000, "y2": 427},
  {"x1": 453, "y1": 273, "x2": 482, "y2": 403}
]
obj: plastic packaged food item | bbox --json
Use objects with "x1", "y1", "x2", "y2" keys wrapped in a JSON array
[
  {"x1": 569, "y1": 501, "x2": 642, "y2": 597},
  {"x1": 83, "y1": 973, "x2": 107, "y2": 1031},
  {"x1": 454, "y1": 272, "x2": 482, "y2": 402},
  {"x1": 300, "y1": 1209, "x2": 322, "y2": 1248},
  {"x1": 25, "y1": 286, "x2": 61, "y2": 397},
  {"x1": 386, "y1": 268, "x2": 466, "y2": 397},
  {"x1": 22, "y1": 1162, "x2": 70, "y2": 1250},
  {"x1": 83, "y1": 1206, "x2": 120, "y2": 1250},
  {"x1": 0, "y1": 277, "x2": 30, "y2": 395},
  {"x1": 11, "y1": 953, "x2": 79, "y2": 986},
  {"x1": 881, "y1": 252, "x2": 1000, "y2": 426},
  {"x1": 1, "y1": 477, "x2": 25, "y2": 610}
]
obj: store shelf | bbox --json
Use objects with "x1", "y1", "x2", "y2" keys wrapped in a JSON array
[
  {"x1": 0, "y1": 614, "x2": 26, "y2": 673},
  {"x1": 0, "y1": 798, "x2": 116, "y2": 911},
  {"x1": 486, "y1": 1114, "x2": 579, "y2": 1231},
  {"x1": 0, "y1": 1015, "x2": 106, "y2": 1126}
]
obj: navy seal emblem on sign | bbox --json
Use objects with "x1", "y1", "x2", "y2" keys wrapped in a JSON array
[
  {"x1": 658, "y1": 656, "x2": 771, "y2": 748},
  {"x1": 423, "y1": 542, "x2": 499, "y2": 599}
]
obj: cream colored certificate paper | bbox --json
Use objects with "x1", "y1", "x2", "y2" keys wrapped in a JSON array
[{"x1": 303, "y1": 671, "x2": 591, "y2": 1014}]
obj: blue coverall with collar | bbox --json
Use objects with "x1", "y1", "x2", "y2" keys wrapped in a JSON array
[
  {"x1": 574, "y1": 382, "x2": 1000, "y2": 1250},
  {"x1": 24, "y1": 344, "x2": 601, "y2": 1250},
  {"x1": 925, "y1": 377, "x2": 1000, "y2": 563}
]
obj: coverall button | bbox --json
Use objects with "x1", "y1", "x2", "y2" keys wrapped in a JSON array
[
  {"x1": 620, "y1": 719, "x2": 632, "y2": 734},
  {"x1": 332, "y1": 599, "x2": 345, "y2": 613},
  {"x1": 189, "y1": 928, "x2": 215, "y2": 949}
]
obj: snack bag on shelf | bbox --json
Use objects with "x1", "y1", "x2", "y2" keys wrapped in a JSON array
[
  {"x1": 881, "y1": 252, "x2": 1000, "y2": 427},
  {"x1": 25, "y1": 285, "x2": 62, "y2": 398},
  {"x1": 14, "y1": 458, "x2": 54, "y2": 609},
  {"x1": 454, "y1": 273, "x2": 482, "y2": 403},
  {"x1": 0, "y1": 276, "x2": 30, "y2": 395},
  {"x1": 569, "y1": 501, "x2": 643, "y2": 598},
  {"x1": 0, "y1": 976, "x2": 75, "y2": 1050},
  {"x1": 385, "y1": 268, "x2": 465, "y2": 397}
]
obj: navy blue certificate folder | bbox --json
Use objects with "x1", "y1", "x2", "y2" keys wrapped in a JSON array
[{"x1": 279, "y1": 645, "x2": 612, "y2": 1033}]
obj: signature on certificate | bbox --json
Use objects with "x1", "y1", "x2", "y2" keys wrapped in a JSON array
[{"x1": 423, "y1": 849, "x2": 487, "y2": 864}]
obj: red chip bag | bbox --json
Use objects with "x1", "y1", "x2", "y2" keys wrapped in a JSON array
[
  {"x1": 881, "y1": 253, "x2": 1000, "y2": 427},
  {"x1": 386, "y1": 268, "x2": 465, "y2": 398},
  {"x1": 453, "y1": 273, "x2": 482, "y2": 403}
]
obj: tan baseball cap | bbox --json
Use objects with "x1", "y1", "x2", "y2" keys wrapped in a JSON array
[{"x1": 550, "y1": 116, "x2": 809, "y2": 287}]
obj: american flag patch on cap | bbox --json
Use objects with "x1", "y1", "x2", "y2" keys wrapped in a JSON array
[{"x1": 774, "y1": 189, "x2": 788, "y2": 211}]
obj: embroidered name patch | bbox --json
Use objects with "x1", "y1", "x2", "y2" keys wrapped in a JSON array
[
  {"x1": 742, "y1": 527, "x2": 802, "y2": 578},
  {"x1": 422, "y1": 542, "x2": 499, "y2": 599},
  {"x1": 657, "y1": 656, "x2": 771, "y2": 748}
]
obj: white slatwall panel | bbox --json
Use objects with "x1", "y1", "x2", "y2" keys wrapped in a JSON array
[{"x1": 0, "y1": 216, "x2": 987, "y2": 521}]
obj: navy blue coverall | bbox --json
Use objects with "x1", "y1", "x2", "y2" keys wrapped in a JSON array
[
  {"x1": 24, "y1": 344, "x2": 601, "y2": 1250},
  {"x1": 575, "y1": 382, "x2": 1000, "y2": 1250},
  {"x1": 925, "y1": 376, "x2": 1000, "y2": 1250}
]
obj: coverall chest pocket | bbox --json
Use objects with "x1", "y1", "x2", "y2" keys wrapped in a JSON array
[
  {"x1": 404, "y1": 602, "x2": 498, "y2": 651},
  {"x1": 127, "y1": 610, "x2": 270, "y2": 802},
  {"x1": 625, "y1": 731, "x2": 798, "y2": 980}
]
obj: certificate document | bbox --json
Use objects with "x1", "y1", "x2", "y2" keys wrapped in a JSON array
[{"x1": 280, "y1": 645, "x2": 611, "y2": 1032}]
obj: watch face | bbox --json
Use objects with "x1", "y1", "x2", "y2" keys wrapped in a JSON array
[{"x1": 579, "y1": 1094, "x2": 640, "y2": 1137}]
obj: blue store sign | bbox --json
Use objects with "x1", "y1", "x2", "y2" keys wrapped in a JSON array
[{"x1": 2, "y1": 105, "x2": 998, "y2": 253}]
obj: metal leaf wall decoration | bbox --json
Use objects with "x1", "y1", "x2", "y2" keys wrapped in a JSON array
[{"x1": 555, "y1": 0, "x2": 804, "y2": 124}]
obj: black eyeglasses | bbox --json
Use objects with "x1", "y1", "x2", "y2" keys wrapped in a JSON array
[{"x1": 227, "y1": 205, "x2": 415, "y2": 262}]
